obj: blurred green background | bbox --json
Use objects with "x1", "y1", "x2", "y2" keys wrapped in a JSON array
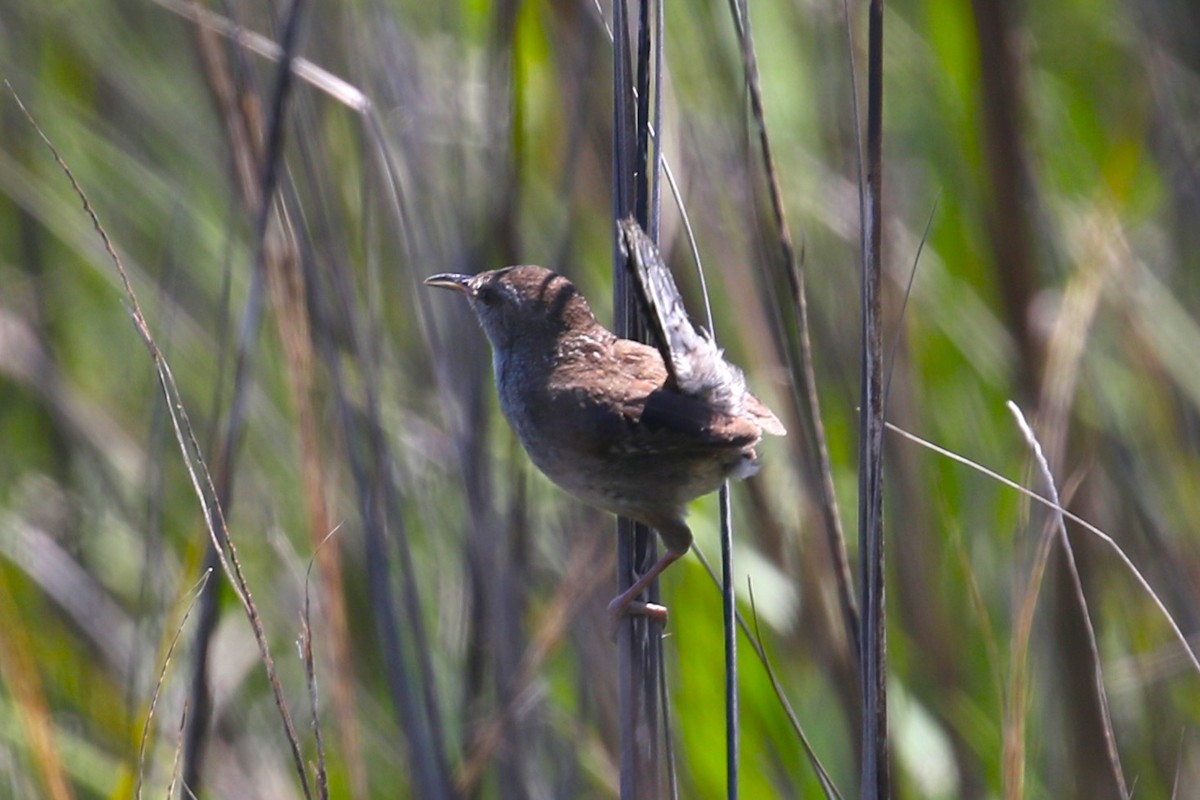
[{"x1": 2, "y1": 0, "x2": 1199, "y2": 797}]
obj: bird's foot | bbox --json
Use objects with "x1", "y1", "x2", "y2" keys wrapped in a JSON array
[
  {"x1": 604, "y1": 548, "x2": 684, "y2": 635},
  {"x1": 607, "y1": 593, "x2": 668, "y2": 638},
  {"x1": 622, "y1": 600, "x2": 669, "y2": 623}
]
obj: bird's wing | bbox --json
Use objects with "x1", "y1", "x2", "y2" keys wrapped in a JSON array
[
  {"x1": 601, "y1": 340, "x2": 760, "y2": 452},
  {"x1": 633, "y1": 388, "x2": 763, "y2": 452},
  {"x1": 545, "y1": 337, "x2": 759, "y2": 456}
]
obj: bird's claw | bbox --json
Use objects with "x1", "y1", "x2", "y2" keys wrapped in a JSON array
[{"x1": 607, "y1": 597, "x2": 669, "y2": 638}]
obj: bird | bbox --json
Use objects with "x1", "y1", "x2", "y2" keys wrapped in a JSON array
[{"x1": 425, "y1": 218, "x2": 784, "y2": 619}]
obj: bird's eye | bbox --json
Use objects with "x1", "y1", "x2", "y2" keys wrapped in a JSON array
[{"x1": 476, "y1": 285, "x2": 501, "y2": 306}]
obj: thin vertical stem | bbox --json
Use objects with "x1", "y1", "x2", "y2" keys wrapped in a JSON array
[
  {"x1": 613, "y1": 1, "x2": 661, "y2": 797},
  {"x1": 858, "y1": 0, "x2": 889, "y2": 797},
  {"x1": 720, "y1": 485, "x2": 738, "y2": 798}
]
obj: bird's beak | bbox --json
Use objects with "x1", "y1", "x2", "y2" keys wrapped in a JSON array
[{"x1": 424, "y1": 273, "x2": 474, "y2": 295}]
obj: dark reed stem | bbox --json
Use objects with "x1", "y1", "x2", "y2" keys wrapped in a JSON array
[
  {"x1": 613, "y1": 2, "x2": 662, "y2": 797},
  {"x1": 720, "y1": 484, "x2": 739, "y2": 799},
  {"x1": 182, "y1": 0, "x2": 311, "y2": 792},
  {"x1": 725, "y1": 0, "x2": 860, "y2": 662},
  {"x1": 857, "y1": 0, "x2": 890, "y2": 797}
]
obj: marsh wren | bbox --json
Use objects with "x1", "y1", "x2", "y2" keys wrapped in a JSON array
[{"x1": 426, "y1": 219, "x2": 784, "y2": 617}]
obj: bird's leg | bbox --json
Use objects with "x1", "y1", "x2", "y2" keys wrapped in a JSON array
[{"x1": 607, "y1": 548, "x2": 684, "y2": 623}]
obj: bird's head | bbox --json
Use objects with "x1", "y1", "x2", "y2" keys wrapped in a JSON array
[{"x1": 424, "y1": 265, "x2": 596, "y2": 351}]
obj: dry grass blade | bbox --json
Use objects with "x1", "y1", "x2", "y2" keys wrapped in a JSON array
[
  {"x1": 187, "y1": 0, "x2": 365, "y2": 791},
  {"x1": 1003, "y1": 462, "x2": 1082, "y2": 799},
  {"x1": 1007, "y1": 402, "x2": 1129, "y2": 798},
  {"x1": 886, "y1": 420, "x2": 1200, "y2": 677},
  {"x1": 155, "y1": 0, "x2": 370, "y2": 112},
  {"x1": 726, "y1": 0, "x2": 859, "y2": 662},
  {"x1": 167, "y1": 700, "x2": 189, "y2": 800},
  {"x1": 136, "y1": 569, "x2": 212, "y2": 800},
  {"x1": 182, "y1": 0, "x2": 310, "y2": 790},
  {"x1": 7, "y1": 83, "x2": 315, "y2": 800},
  {"x1": 302, "y1": 528, "x2": 343, "y2": 800}
]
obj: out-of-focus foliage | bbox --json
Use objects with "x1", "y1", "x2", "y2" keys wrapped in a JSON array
[{"x1": 1, "y1": 0, "x2": 1199, "y2": 797}]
